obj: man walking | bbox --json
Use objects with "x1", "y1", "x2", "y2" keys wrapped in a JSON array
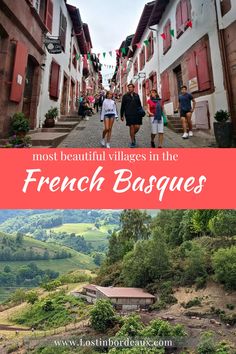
[
  {"x1": 177, "y1": 85, "x2": 196, "y2": 139},
  {"x1": 120, "y1": 83, "x2": 143, "y2": 147}
]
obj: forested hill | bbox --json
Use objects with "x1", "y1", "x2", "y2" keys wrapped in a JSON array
[{"x1": 0, "y1": 210, "x2": 121, "y2": 234}]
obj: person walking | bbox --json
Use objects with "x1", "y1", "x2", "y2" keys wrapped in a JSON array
[
  {"x1": 147, "y1": 89, "x2": 165, "y2": 148},
  {"x1": 120, "y1": 83, "x2": 144, "y2": 148},
  {"x1": 100, "y1": 91, "x2": 118, "y2": 148},
  {"x1": 177, "y1": 85, "x2": 196, "y2": 139},
  {"x1": 94, "y1": 94, "x2": 100, "y2": 113}
]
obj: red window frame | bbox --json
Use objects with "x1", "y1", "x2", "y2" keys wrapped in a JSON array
[{"x1": 163, "y1": 19, "x2": 172, "y2": 54}]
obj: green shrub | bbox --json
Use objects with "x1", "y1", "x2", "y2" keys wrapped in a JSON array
[
  {"x1": 182, "y1": 297, "x2": 202, "y2": 309},
  {"x1": 212, "y1": 246, "x2": 236, "y2": 290},
  {"x1": 10, "y1": 112, "x2": 30, "y2": 134},
  {"x1": 195, "y1": 276, "x2": 207, "y2": 290},
  {"x1": 226, "y1": 304, "x2": 235, "y2": 310},
  {"x1": 90, "y1": 299, "x2": 116, "y2": 333}
]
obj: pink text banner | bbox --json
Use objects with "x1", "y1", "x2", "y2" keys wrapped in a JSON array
[{"x1": 0, "y1": 148, "x2": 235, "y2": 209}]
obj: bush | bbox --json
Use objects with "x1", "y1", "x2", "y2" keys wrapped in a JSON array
[
  {"x1": 226, "y1": 304, "x2": 235, "y2": 310},
  {"x1": 90, "y1": 299, "x2": 116, "y2": 333},
  {"x1": 195, "y1": 276, "x2": 207, "y2": 290},
  {"x1": 182, "y1": 297, "x2": 202, "y2": 309},
  {"x1": 214, "y1": 110, "x2": 230, "y2": 123},
  {"x1": 212, "y1": 246, "x2": 236, "y2": 290},
  {"x1": 10, "y1": 112, "x2": 30, "y2": 134}
]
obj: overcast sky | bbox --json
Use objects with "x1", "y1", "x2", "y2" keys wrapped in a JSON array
[{"x1": 67, "y1": 0, "x2": 148, "y2": 87}]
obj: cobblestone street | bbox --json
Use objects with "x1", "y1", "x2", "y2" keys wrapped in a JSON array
[{"x1": 58, "y1": 110, "x2": 216, "y2": 148}]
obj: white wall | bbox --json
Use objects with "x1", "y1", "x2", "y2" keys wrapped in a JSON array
[
  {"x1": 216, "y1": 0, "x2": 236, "y2": 29},
  {"x1": 37, "y1": 0, "x2": 83, "y2": 127},
  {"x1": 157, "y1": 0, "x2": 228, "y2": 127},
  {"x1": 129, "y1": 27, "x2": 159, "y2": 104}
]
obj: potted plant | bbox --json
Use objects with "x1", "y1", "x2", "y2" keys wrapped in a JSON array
[
  {"x1": 44, "y1": 107, "x2": 59, "y2": 128},
  {"x1": 9, "y1": 112, "x2": 30, "y2": 138},
  {"x1": 214, "y1": 110, "x2": 233, "y2": 148}
]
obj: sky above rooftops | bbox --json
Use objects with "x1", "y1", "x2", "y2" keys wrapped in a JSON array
[{"x1": 67, "y1": 0, "x2": 149, "y2": 88}]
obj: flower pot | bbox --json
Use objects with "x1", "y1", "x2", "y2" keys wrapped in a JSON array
[
  {"x1": 214, "y1": 121, "x2": 233, "y2": 148},
  {"x1": 44, "y1": 117, "x2": 55, "y2": 128}
]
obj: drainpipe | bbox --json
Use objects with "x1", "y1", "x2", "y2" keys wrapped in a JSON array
[
  {"x1": 214, "y1": 0, "x2": 234, "y2": 133},
  {"x1": 149, "y1": 25, "x2": 160, "y2": 95}
]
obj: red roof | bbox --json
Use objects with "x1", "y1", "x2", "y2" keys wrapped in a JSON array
[
  {"x1": 96, "y1": 286, "x2": 155, "y2": 299},
  {"x1": 84, "y1": 284, "x2": 97, "y2": 291}
]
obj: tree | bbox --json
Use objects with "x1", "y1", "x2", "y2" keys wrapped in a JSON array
[
  {"x1": 26, "y1": 291, "x2": 39, "y2": 304},
  {"x1": 16, "y1": 232, "x2": 24, "y2": 244},
  {"x1": 90, "y1": 299, "x2": 116, "y2": 332},
  {"x1": 153, "y1": 210, "x2": 185, "y2": 246},
  {"x1": 183, "y1": 243, "x2": 207, "y2": 285},
  {"x1": 209, "y1": 210, "x2": 236, "y2": 237},
  {"x1": 119, "y1": 210, "x2": 152, "y2": 242},
  {"x1": 212, "y1": 246, "x2": 236, "y2": 289}
]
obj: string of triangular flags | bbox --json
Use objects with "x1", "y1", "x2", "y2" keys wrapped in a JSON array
[{"x1": 73, "y1": 21, "x2": 192, "y2": 68}]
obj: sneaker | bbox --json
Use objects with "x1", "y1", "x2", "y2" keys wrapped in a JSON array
[
  {"x1": 151, "y1": 141, "x2": 156, "y2": 148},
  {"x1": 100, "y1": 119, "x2": 104, "y2": 122},
  {"x1": 100, "y1": 139, "x2": 106, "y2": 147},
  {"x1": 106, "y1": 143, "x2": 111, "y2": 148},
  {"x1": 129, "y1": 142, "x2": 136, "y2": 148},
  {"x1": 116, "y1": 117, "x2": 119, "y2": 121},
  {"x1": 182, "y1": 132, "x2": 189, "y2": 139},
  {"x1": 189, "y1": 131, "x2": 194, "y2": 137}
]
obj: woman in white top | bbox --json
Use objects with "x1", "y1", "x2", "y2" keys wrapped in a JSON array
[{"x1": 100, "y1": 91, "x2": 118, "y2": 148}]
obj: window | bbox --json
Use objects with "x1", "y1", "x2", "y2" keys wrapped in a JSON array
[
  {"x1": 139, "y1": 47, "x2": 145, "y2": 70},
  {"x1": 176, "y1": 0, "x2": 191, "y2": 38},
  {"x1": 220, "y1": 0, "x2": 231, "y2": 16},
  {"x1": 59, "y1": 9, "x2": 67, "y2": 52},
  {"x1": 72, "y1": 46, "x2": 77, "y2": 69},
  {"x1": 146, "y1": 32, "x2": 154, "y2": 61},
  {"x1": 49, "y1": 60, "x2": 60, "y2": 99},
  {"x1": 37, "y1": 0, "x2": 53, "y2": 33},
  {"x1": 163, "y1": 20, "x2": 172, "y2": 54},
  {"x1": 134, "y1": 59, "x2": 138, "y2": 76},
  {"x1": 161, "y1": 71, "x2": 170, "y2": 101}
]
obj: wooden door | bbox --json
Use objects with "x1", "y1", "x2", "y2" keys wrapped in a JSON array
[
  {"x1": 61, "y1": 75, "x2": 68, "y2": 115},
  {"x1": 223, "y1": 20, "x2": 236, "y2": 131}
]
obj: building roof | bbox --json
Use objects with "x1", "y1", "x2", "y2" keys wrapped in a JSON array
[
  {"x1": 128, "y1": 1, "x2": 156, "y2": 58},
  {"x1": 148, "y1": 0, "x2": 170, "y2": 26},
  {"x1": 96, "y1": 286, "x2": 155, "y2": 299},
  {"x1": 66, "y1": 4, "x2": 92, "y2": 54},
  {"x1": 84, "y1": 284, "x2": 97, "y2": 291}
]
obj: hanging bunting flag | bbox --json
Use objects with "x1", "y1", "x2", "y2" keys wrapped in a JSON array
[
  {"x1": 76, "y1": 54, "x2": 80, "y2": 60},
  {"x1": 186, "y1": 20, "x2": 193, "y2": 28},
  {"x1": 109, "y1": 51, "x2": 113, "y2": 57},
  {"x1": 128, "y1": 45, "x2": 133, "y2": 52},
  {"x1": 87, "y1": 53, "x2": 91, "y2": 60},
  {"x1": 97, "y1": 53, "x2": 101, "y2": 58},
  {"x1": 170, "y1": 29, "x2": 175, "y2": 37},
  {"x1": 116, "y1": 49, "x2": 120, "y2": 56},
  {"x1": 144, "y1": 39, "x2": 149, "y2": 46},
  {"x1": 136, "y1": 43, "x2": 141, "y2": 48},
  {"x1": 121, "y1": 47, "x2": 127, "y2": 55},
  {"x1": 161, "y1": 33, "x2": 166, "y2": 40},
  {"x1": 103, "y1": 52, "x2": 106, "y2": 58}
]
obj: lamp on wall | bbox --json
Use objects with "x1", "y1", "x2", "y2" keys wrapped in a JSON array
[{"x1": 138, "y1": 72, "x2": 146, "y2": 79}]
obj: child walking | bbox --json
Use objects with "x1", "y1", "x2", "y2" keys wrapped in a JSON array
[{"x1": 100, "y1": 91, "x2": 118, "y2": 148}]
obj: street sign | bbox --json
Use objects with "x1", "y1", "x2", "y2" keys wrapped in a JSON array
[{"x1": 44, "y1": 37, "x2": 62, "y2": 54}]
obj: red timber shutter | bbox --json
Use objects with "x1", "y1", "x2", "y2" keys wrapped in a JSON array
[
  {"x1": 59, "y1": 9, "x2": 67, "y2": 51},
  {"x1": 153, "y1": 72, "x2": 157, "y2": 90},
  {"x1": 135, "y1": 82, "x2": 138, "y2": 93},
  {"x1": 146, "y1": 79, "x2": 150, "y2": 95},
  {"x1": 176, "y1": 1, "x2": 183, "y2": 37},
  {"x1": 161, "y1": 71, "x2": 170, "y2": 102},
  {"x1": 182, "y1": 0, "x2": 191, "y2": 26},
  {"x1": 196, "y1": 43, "x2": 211, "y2": 91},
  {"x1": 186, "y1": 51, "x2": 197, "y2": 80},
  {"x1": 10, "y1": 42, "x2": 28, "y2": 103},
  {"x1": 49, "y1": 61, "x2": 60, "y2": 99},
  {"x1": 45, "y1": 0, "x2": 53, "y2": 33},
  {"x1": 164, "y1": 20, "x2": 172, "y2": 53}
]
